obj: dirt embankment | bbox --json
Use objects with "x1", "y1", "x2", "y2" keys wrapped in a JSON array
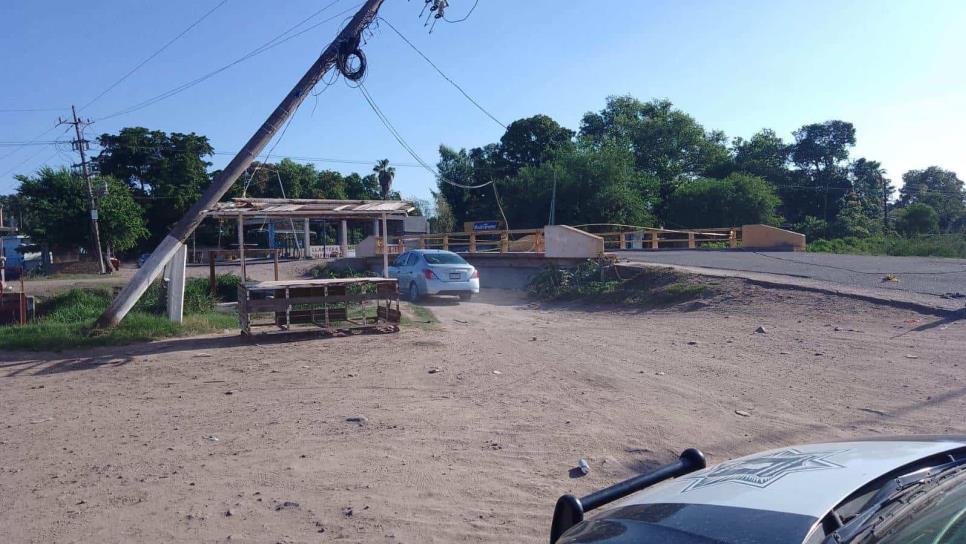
[{"x1": 1, "y1": 281, "x2": 963, "y2": 543}]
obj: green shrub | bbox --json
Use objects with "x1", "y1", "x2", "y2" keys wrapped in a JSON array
[
  {"x1": 527, "y1": 260, "x2": 711, "y2": 305},
  {"x1": 808, "y1": 235, "x2": 966, "y2": 259}
]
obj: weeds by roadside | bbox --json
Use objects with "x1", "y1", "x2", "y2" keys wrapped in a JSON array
[
  {"x1": 526, "y1": 260, "x2": 712, "y2": 305},
  {"x1": 808, "y1": 235, "x2": 966, "y2": 259},
  {"x1": 0, "y1": 281, "x2": 237, "y2": 352}
]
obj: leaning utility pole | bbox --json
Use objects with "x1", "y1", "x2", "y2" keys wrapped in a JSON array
[
  {"x1": 60, "y1": 105, "x2": 107, "y2": 274},
  {"x1": 96, "y1": 0, "x2": 386, "y2": 328}
]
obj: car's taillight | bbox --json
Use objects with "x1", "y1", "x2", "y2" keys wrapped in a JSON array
[
  {"x1": 470, "y1": 269, "x2": 479, "y2": 279},
  {"x1": 422, "y1": 268, "x2": 437, "y2": 279}
]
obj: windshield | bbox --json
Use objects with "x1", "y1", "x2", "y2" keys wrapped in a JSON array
[
  {"x1": 871, "y1": 483, "x2": 966, "y2": 544},
  {"x1": 422, "y1": 252, "x2": 467, "y2": 265}
]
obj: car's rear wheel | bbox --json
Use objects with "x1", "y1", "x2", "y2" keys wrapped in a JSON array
[
  {"x1": 408, "y1": 282, "x2": 421, "y2": 302},
  {"x1": 459, "y1": 293, "x2": 472, "y2": 301}
]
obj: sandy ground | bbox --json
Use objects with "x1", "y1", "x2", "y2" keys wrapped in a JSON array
[{"x1": 1, "y1": 282, "x2": 964, "y2": 543}]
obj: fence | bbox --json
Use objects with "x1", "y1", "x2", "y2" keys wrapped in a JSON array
[
  {"x1": 394, "y1": 229, "x2": 545, "y2": 254},
  {"x1": 589, "y1": 227, "x2": 740, "y2": 251}
]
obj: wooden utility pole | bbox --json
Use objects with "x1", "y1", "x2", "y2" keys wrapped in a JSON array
[
  {"x1": 60, "y1": 105, "x2": 107, "y2": 274},
  {"x1": 96, "y1": 0, "x2": 386, "y2": 328}
]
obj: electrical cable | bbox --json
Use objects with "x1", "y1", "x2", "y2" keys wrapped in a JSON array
[
  {"x1": 443, "y1": 0, "x2": 478, "y2": 23},
  {"x1": 0, "y1": 108, "x2": 66, "y2": 113},
  {"x1": 93, "y1": 1, "x2": 357, "y2": 122},
  {"x1": 379, "y1": 16, "x2": 505, "y2": 129},
  {"x1": 356, "y1": 81, "x2": 494, "y2": 189},
  {"x1": 78, "y1": 0, "x2": 228, "y2": 113}
]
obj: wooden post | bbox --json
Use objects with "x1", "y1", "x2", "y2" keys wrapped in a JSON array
[
  {"x1": 620, "y1": 232, "x2": 628, "y2": 250},
  {"x1": 166, "y1": 244, "x2": 187, "y2": 324},
  {"x1": 729, "y1": 229, "x2": 738, "y2": 249},
  {"x1": 209, "y1": 251, "x2": 217, "y2": 296},
  {"x1": 688, "y1": 231, "x2": 696, "y2": 249},
  {"x1": 650, "y1": 231, "x2": 659, "y2": 249},
  {"x1": 303, "y1": 218, "x2": 311, "y2": 259},
  {"x1": 94, "y1": 0, "x2": 387, "y2": 329},
  {"x1": 339, "y1": 219, "x2": 348, "y2": 257},
  {"x1": 381, "y1": 212, "x2": 389, "y2": 278},
  {"x1": 238, "y1": 214, "x2": 246, "y2": 282},
  {"x1": 500, "y1": 231, "x2": 509, "y2": 253},
  {"x1": 442, "y1": 235, "x2": 449, "y2": 251},
  {"x1": 273, "y1": 249, "x2": 280, "y2": 280},
  {"x1": 419, "y1": 236, "x2": 426, "y2": 249},
  {"x1": 469, "y1": 232, "x2": 477, "y2": 253},
  {"x1": 536, "y1": 230, "x2": 545, "y2": 253}
]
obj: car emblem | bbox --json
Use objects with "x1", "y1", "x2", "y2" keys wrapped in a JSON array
[{"x1": 681, "y1": 448, "x2": 847, "y2": 492}]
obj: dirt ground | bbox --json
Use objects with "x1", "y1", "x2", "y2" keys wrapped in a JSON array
[{"x1": 1, "y1": 281, "x2": 964, "y2": 543}]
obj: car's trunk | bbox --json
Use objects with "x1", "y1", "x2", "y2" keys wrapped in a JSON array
[{"x1": 428, "y1": 264, "x2": 474, "y2": 282}]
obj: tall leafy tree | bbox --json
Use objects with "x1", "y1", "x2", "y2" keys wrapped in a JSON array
[
  {"x1": 665, "y1": 173, "x2": 780, "y2": 229},
  {"x1": 732, "y1": 129, "x2": 791, "y2": 184},
  {"x1": 898, "y1": 167, "x2": 965, "y2": 232},
  {"x1": 785, "y1": 120, "x2": 857, "y2": 225},
  {"x1": 850, "y1": 158, "x2": 893, "y2": 229},
  {"x1": 498, "y1": 115, "x2": 575, "y2": 173},
  {"x1": 579, "y1": 96, "x2": 731, "y2": 220},
  {"x1": 14, "y1": 167, "x2": 147, "y2": 253},
  {"x1": 96, "y1": 128, "x2": 213, "y2": 246}
]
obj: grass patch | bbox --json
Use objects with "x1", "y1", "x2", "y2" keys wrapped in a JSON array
[
  {"x1": 401, "y1": 303, "x2": 438, "y2": 329},
  {"x1": 527, "y1": 260, "x2": 713, "y2": 306},
  {"x1": 0, "y1": 283, "x2": 237, "y2": 352},
  {"x1": 308, "y1": 263, "x2": 375, "y2": 279},
  {"x1": 808, "y1": 235, "x2": 966, "y2": 259}
]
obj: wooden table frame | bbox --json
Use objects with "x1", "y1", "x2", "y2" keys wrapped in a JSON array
[{"x1": 237, "y1": 277, "x2": 400, "y2": 336}]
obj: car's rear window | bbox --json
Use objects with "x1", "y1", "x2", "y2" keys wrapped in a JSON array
[{"x1": 423, "y1": 252, "x2": 467, "y2": 265}]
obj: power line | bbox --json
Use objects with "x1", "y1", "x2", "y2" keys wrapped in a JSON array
[
  {"x1": 0, "y1": 127, "x2": 72, "y2": 180},
  {"x1": 443, "y1": 0, "x2": 479, "y2": 23},
  {"x1": 357, "y1": 81, "x2": 494, "y2": 189},
  {"x1": 93, "y1": 1, "x2": 357, "y2": 122},
  {"x1": 379, "y1": 16, "x2": 506, "y2": 129},
  {"x1": 0, "y1": 107, "x2": 66, "y2": 113},
  {"x1": 78, "y1": 0, "x2": 228, "y2": 113}
]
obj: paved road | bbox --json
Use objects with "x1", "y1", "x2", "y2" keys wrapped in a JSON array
[{"x1": 620, "y1": 250, "x2": 966, "y2": 298}]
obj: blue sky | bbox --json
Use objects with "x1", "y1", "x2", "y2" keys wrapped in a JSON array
[{"x1": 2, "y1": 0, "x2": 964, "y2": 202}]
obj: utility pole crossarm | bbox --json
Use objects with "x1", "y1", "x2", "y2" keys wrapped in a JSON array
[{"x1": 95, "y1": 0, "x2": 386, "y2": 329}]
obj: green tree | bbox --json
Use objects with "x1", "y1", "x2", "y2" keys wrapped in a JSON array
[
  {"x1": 850, "y1": 158, "x2": 893, "y2": 229},
  {"x1": 830, "y1": 193, "x2": 880, "y2": 238},
  {"x1": 786, "y1": 120, "x2": 856, "y2": 225},
  {"x1": 344, "y1": 173, "x2": 381, "y2": 200},
  {"x1": 314, "y1": 170, "x2": 348, "y2": 200},
  {"x1": 14, "y1": 167, "x2": 146, "y2": 253},
  {"x1": 665, "y1": 173, "x2": 780, "y2": 229},
  {"x1": 429, "y1": 190, "x2": 455, "y2": 233},
  {"x1": 498, "y1": 114, "x2": 575, "y2": 173},
  {"x1": 732, "y1": 129, "x2": 790, "y2": 184},
  {"x1": 96, "y1": 128, "x2": 213, "y2": 246},
  {"x1": 898, "y1": 167, "x2": 965, "y2": 232},
  {"x1": 579, "y1": 96, "x2": 731, "y2": 220},
  {"x1": 373, "y1": 159, "x2": 396, "y2": 199},
  {"x1": 895, "y1": 203, "x2": 940, "y2": 236},
  {"x1": 97, "y1": 176, "x2": 150, "y2": 252}
]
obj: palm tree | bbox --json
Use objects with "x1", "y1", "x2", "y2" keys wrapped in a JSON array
[{"x1": 373, "y1": 159, "x2": 395, "y2": 200}]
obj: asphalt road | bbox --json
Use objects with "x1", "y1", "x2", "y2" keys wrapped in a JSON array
[{"x1": 620, "y1": 250, "x2": 966, "y2": 298}]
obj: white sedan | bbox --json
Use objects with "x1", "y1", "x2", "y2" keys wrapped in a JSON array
[{"x1": 388, "y1": 249, "x2": 480, "y2": 301}]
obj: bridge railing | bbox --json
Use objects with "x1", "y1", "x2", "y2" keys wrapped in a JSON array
[
  {"x1": 588, "y1": 227, "x2": 740, "y2": 250},
  {"x1": 390, "y1": 229, "x2": 545, "y2": 254}
]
